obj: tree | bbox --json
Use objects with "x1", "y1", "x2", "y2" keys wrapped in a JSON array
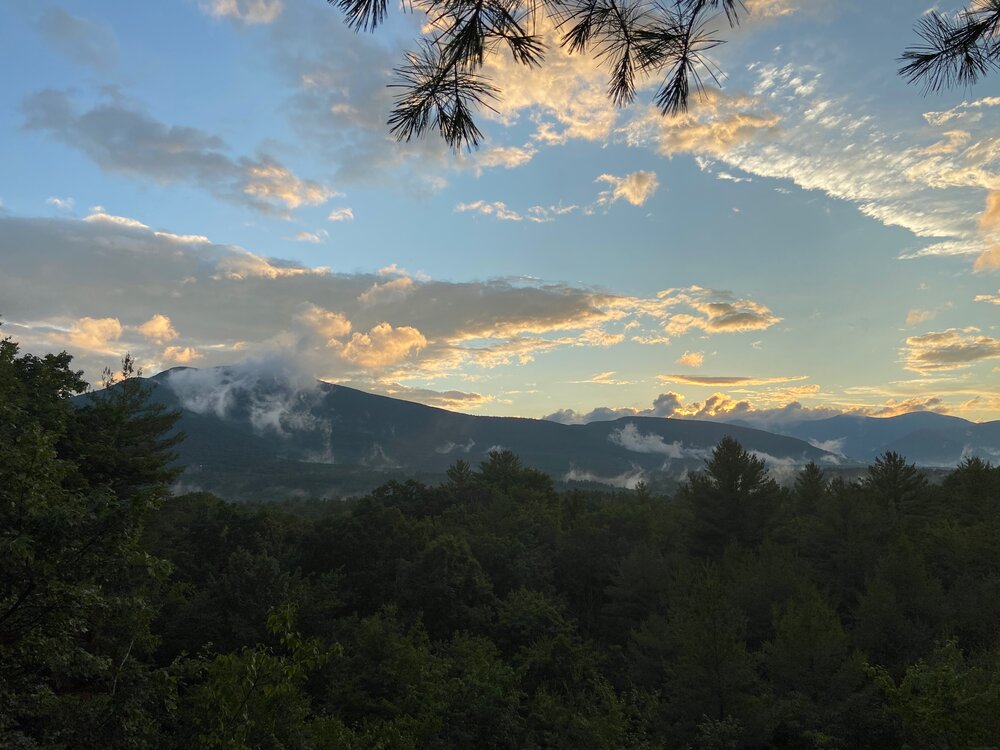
[
  {"x1": 679, "y1": 436, "x2": 779, "y2": 557},
  {"x1": 900, "y1": 1, "x2": 1000, "y2": 93},
  {"x1": 330, "y1": 0, "x2": 1000, "y2": 149},
  {"x1": 0, "y1": 339, "x2": 180, "y2": 747}
]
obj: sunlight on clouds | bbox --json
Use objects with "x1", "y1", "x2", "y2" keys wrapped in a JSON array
[
  {"x1": 903, "y1": 328, "x2": 1000, "y2": 372},
  {"x1": 659, "y1": 286, "x2": 782, "y2": 335},
  {"x1": 358, "y1": 276, "x2": 415, "y2": 306},
  {"x1": 25, "y1": 91, "x2": 330, "y2": 215},
  {"x1": 483, "y1": 18, "x2": 617, "y2": 144},
  {"x1": 338, "y1": 322, "x2": 427, "y2": 369},
  {"x1": 974, "y1": 290, "x2": 1000, "y2": 304},
  {"x1": 595, "y1": 171, "x2": 660, "y2": 207},
  {"x1": 745, "y1": 0, "x2": 801, "y2": 17},
  {"x1": 975, "y1": 190, "x2": 1000, "y2": 271},
  {"x1": 200, "y1": 0, "x2": 283, "y2": 24},
  {"x1": 134, "y1": 314, "x2": 179, "y2": 344},
  {"x1": 677, "y1": 351, "x2": 705, "y2": 368},
  {"x1": 297, "y1": 304, "x2": 352, "y2": 342},
  {"x1": 624, "y1": 90, "x2": 781, "y2": 158},
  {"x1": 658, "y1": 374, "x2": 808, "y2": 386},
  {"x1": 242, "y1": 160, "x2": 334, "y2": 211},
  {"x1": 67, "y1": 316, "x2": 123, "y2": 353},
  {"x1": 162, "y1": 346, "x2": 203, "y2": 364},
  {"x1": 906, "y1": 308, "x2": 936, "y2": 326}
]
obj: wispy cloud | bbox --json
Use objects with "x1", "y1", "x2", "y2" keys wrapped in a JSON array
[
  {"x1": 37, "y1": 8, "x2": 118, "y2": 71},
  {"x1": 199, "y1": 0, "x2": 283, "y2": 24}
]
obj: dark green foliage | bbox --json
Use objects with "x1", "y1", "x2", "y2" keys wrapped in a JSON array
[{"x1": 5, "y1": 333, "x2": 1000, "y2": 747}]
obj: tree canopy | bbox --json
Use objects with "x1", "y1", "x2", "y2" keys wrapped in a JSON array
[
  {"x1": 327, "y1": 0, "x2": 1000, "y2": 149},
  {"x1": 4, "y1": 333, "x2": 1000, "y2": 747}
]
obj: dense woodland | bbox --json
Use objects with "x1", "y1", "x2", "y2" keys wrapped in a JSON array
[{"x1": 3, "y1": 337, "x2": 1000, "y2": 749}]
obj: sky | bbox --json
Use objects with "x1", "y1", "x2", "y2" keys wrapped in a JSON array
[{"x1": 1, "y1": 0, "x2": 998, "y2": 425}]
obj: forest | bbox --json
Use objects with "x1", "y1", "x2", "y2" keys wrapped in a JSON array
[{"x1": 3, "y1": 337, "x2": 1000, "y2": 749}]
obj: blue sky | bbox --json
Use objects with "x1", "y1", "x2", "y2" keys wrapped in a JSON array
[{"x1": 1, "y1": 0, "x2": 998, "y2": 423}]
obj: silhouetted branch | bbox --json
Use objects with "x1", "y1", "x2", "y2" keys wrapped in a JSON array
[{"x1": 900, "y1": 2, "x2": 1000, "y2": 94}]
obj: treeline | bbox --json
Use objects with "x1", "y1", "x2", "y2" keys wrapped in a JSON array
[{"x1": 3, "y1": 340, "x2": 1000, "y2": 748}]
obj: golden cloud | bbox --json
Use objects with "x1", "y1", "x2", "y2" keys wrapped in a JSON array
[
  {"x1": 67, "y1": 316, "x2": 123, "y2": 352},
  {"x1": 658, "y1": 374, "x2": 809, "y2": 386},
  {"x1": 134, "y1": 314, "x2": 179, "y2": 344},
  {"x1": 903, "y1": 328, "x2": 1000, "y2": 372},
  {"x1": 677, "y1": 351, "x2": 705, "y2": 368},
  {"x1": 339, "y1": 322, "x2": 427, "y2": 369}
]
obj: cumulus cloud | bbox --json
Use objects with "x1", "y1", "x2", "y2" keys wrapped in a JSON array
[
  {"x1": 199, "y1": 0, "x2": 284, "y2": 24},
  {"x1": 297, "y1": 304, "x2": 352, "y2": 341},
  {"x1": 23, "y1": 91, "x2": 333, "y2": 214},
  {"x1": 595, "y1": 171, "x2": 660, "y2": 207},
  {"x1": 677, "y1": 351, "x2": 705, "y2": 368},
  {"x1": 338, "y1": 322, "x2": 427, "y2": 369},
  {"x1": 974, "y1": 290, "x2": 1000, "y2": 305},
  {"x1": 902, "y1": 328, "x2": 1000, "y2": 372},
  {"x1": 134, "y1": 314, "x2": 179, "y2": 344},
  {"x1": 162, "y1": 346, "x2": 203, "y2": 364},
  {"x1": 37, "y1": 8, "x2": 118, "y2": 71},
  {"x1": 67, "y1": 316, "x2": 123, "y2": 353},
  {"x1": 358, "y1": 276, "x2": 415, "y2": 306}
]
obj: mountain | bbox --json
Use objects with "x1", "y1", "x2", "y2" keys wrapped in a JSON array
[
  {"x1": 775, "y1": 412, "x2": 1000, "y2": 465},
  {"x1": 113, "y1": 365, "x2": 840, "y2": 500}
]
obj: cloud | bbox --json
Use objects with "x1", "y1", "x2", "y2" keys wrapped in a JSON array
[
  {"x1": 291, "y1": 230, "x2": 328, "y2": 243},
  {"x1": 974, "y1": 290, "x2": 1000, "y2": 305},
  {"x1": 199, "y1": 0, "x2": 284, "y2": 24},
  {"x1": 624, "y1": 90, "x2": 781, "y2": 159},
  {"x1": 745, "y1": 0, "x2": 801, "y2": 18},
  {"x1": 338, "y1": 322, "x2": 428, "y2": 369},
  {"x1": 483, "y1": 18, "x2": 618, "y2": 145},
  {"x1": 134, "y1": 314, "x2": 179, "y2": 344},
  {"x1": 544, "y1": 392, "x2": 684, "y2": 424},
  {"x1": 658, "y1": 374, "x2": 808, "y2": 386},
  {"x1": 37, "y1": 8, "x2": 118, "y2": 71},
  {"x1": 623, "y1": 65, "x2": 1000, "y2": 268},
  {"x1": 327, "y1": 207, "x2": 354, "y2": 222},
  {"x1": 367, "y1": 384, "x2": 492, "y2": 411},
  {"x1": 595, "y1": 171, "x2": 660, "y2": 207},
  {"x1": 677, "y1": 351, "x2": 705, "y2": 368},
  {"x1": 906, "y1": 308, "x2": 936, "y2": 326},
  {"x1": 902, "y1": 328, "x2": 1000, "y2": 372},
  {"x1": 563, "y1": 467, "x2": 647, "y2": 489},
  {"x1": 46, "y1": 196, "x2": 75, "y2": 211},
  {"x1": 358, "y1": 276, "x2": 415, "y2": 306},
  {"x1": 658, "y1": 286, "x2": 782, "y2": 335},
  {"x1": 67, "y1": 316, "x2": 123, "y2": 353},
  {"x1": 162, "y1": 346, "x2": 203, "y2": 364},
  {"x1": 609, "y1": 423, "x2": 711, "y2": 460},
  {"x1": 23, "y1": 91, "x2": 332, "y2": 214},
  {"x1": 976, "y1": 190, "x2": 1000, "y2": 271},
  {"x1": 0, "y1": 214, "x2": 785, "y2": 389},
  {"x1": 297, "y1": 304, "x2": 352, "y2": 341}
]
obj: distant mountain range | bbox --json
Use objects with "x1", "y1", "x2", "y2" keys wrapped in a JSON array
[
  {"x1": 105, "y1": 365, "x2": 997, "y2": 500},
  {"x1": 730, "y1": 412, "x2": 1000, "y2": 467}
]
